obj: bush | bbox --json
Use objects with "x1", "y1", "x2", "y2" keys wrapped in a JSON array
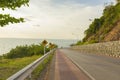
[
  {"x1": 4, "y1": 45, "x2": 40, "y2": 59},
  {"x1": 3, "y1": 44, "x2": 50, "y2": 59},
  {"x1": 3, "y1": 40, "x2": 57, "y2": 59}
]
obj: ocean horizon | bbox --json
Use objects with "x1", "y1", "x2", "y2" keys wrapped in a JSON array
[{"x1": 0, "y1": 38, "x2": 77, "y2": 55}]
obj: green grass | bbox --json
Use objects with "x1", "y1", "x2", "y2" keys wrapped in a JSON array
[
  {"x1": 0, "y1": 55, "x2": 42, "y2": 80},
  {"x1": 30, "y1": 52, "x2": 54, "y2": 80}
]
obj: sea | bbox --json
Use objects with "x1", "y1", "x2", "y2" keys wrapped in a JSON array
[{"x1": 0, "y1": 38, "x2": 77, "y2": 55}]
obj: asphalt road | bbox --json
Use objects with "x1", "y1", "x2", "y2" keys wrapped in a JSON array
[
  {"x1": 47, "y1": 49, "x2": 90, "y2": 80},
  {"x1": 60, "y1": 48, "x2": 120, "y2": 80}
]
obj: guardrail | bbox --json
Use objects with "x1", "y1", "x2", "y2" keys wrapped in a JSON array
[{"x1": 7, "y1": 49, "x2": 56, "y2": 80}]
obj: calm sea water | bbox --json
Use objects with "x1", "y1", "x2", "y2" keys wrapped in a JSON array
[{"x1": 0, "y1": 38, "x2": 77, "y2": 55}]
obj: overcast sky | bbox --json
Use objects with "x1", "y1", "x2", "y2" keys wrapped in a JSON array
[{"x1": 0, "y1": 0, "x2": 115, "y2": 40}]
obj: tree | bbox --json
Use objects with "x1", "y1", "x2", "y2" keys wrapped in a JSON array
[
  {"x1": 116, "y1": 0, "x2": 120, "y2": 3},
  {"x1": 0, "y1": 0, "x2": 29, "y2": 27}
]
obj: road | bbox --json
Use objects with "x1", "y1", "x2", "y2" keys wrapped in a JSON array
[
  {"x1": 60, "y1": 48, "x2": 120, "y2": 80},
  {"x1": 47, "y1": 49, "x2": 90, "y2": 80}
]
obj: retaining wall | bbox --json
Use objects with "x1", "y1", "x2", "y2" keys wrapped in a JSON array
[{"x1": 72, "y1": 41, "x2": 120, "y2": 57}]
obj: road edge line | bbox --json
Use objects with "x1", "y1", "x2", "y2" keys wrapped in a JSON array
[{"x1": 65, "y1": 55, "x2": 96, "y2": 80}]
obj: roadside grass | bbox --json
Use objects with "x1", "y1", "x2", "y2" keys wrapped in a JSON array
[
  {"x1": 0, "y1": 55, "x2": 42, "y2": 80},
  {"x1": 30, "y1": 52, "x2": 55, "y2": 80}
]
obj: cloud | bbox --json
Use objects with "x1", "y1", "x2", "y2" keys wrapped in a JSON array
[{"x1": 0, "y1": 0, "x2": 114, "y2": 39}]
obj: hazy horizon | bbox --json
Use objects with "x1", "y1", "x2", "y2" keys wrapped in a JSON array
[{"x1": 0, "y1": 38, "x2": 77, "y2": 55}]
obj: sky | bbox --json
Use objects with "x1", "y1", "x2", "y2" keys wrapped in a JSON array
[{"x1": 0, "y1": 0, "x2": 116, "y2": 40}]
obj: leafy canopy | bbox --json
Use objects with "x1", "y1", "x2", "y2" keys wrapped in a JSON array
[{"x1": 0, "y1": 0, "x2": 29, "y2": 27}]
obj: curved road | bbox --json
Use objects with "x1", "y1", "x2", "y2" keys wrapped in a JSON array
[{"x1": 60, "y1": 48, "x2": 120, "y2": 80}]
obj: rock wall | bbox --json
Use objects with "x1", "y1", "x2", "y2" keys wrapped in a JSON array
[{"x1": 72, "y1": 41, "x2": 120, "y2": 57}]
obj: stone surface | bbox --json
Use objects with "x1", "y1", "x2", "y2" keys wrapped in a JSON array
[{"x1": 72, "y1": 41, "x2": 120, "y2": 57}]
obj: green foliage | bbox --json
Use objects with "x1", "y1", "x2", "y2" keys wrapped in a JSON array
[
  {"x1": 0, "y1": 0, "x2": 29, "y2": 10},
  {"x1": 0, "y1": 14, "x2": 24, "y2": 27},
  {"x1": 3, "y1": 44, "x2": 50, "y2": 59},
  {"x1": 70, "y1": 44, "x2": 76, "y2": 46},
  {"x1": 84, "y1": 18, "x2": 102, "y2": 38},
  {"x1": 0, "y1": 55, "x2": 40, "y2": 80},
  {"x1": 76, "y1": 40, "x2": 84, "y2": 45},
  {"x1": 0, "y1": 0, "x2": 29, "y2": 27},
  {"x1": 87, "y1": 40, "x2": 98, "y2": 44},
  {"x1": 0, "y1": 39, "x2": 57, "y2": 79},
  {"x1": 0, "y1": 55, "x2": 2, "y2": 60},
  {"x1": 75, "y1": 39, "x2": 98, "y2": 45},
  {"x1": 31, "y1": 52, "x2": 54, "y2": 80},
  {"x1": 79, "y1": 3, "x2": 120, "y2": 45},
  {"x1": 2, "y1": 40, "x2": 57, "y2": 59}
]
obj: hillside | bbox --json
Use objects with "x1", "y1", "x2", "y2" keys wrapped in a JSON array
[
  {"x1": 104, "y1": 21, "x2": 120, "y2": 41},
  {"x1": 77, "y1": 2, "x2": 120, "y2": 45}
]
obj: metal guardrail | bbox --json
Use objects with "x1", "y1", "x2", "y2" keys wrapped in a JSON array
[{"x1": 7, "y1": 49, "x2": 56, "y2": 80}]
